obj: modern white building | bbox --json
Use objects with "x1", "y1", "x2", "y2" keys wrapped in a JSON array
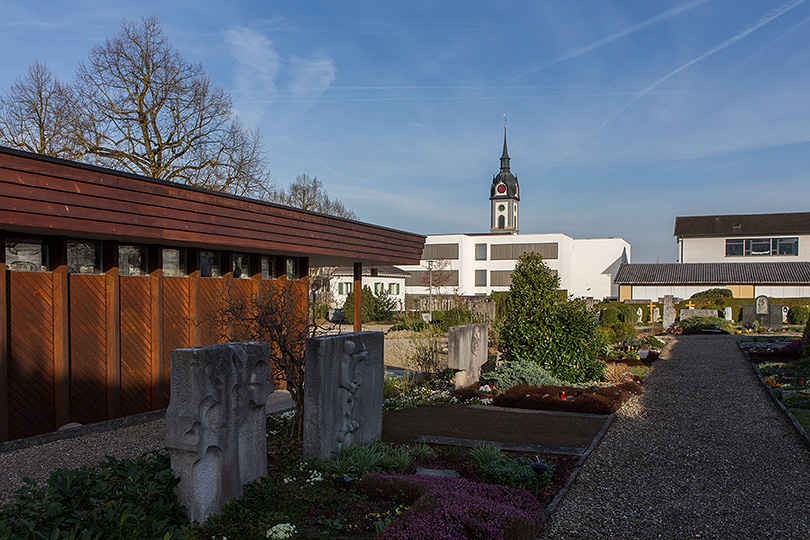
[
  {"x1": 400, "y1": 128, "x2": 631, "y2": 301},
  {"x1": 615, "y1": 212, "x2": 810, "y2": 300}
]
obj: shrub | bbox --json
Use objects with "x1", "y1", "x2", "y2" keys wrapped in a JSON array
[
  {"x1": 478, "y1": 457, "x2": 536, "y2": 490},
  {"x1": 691, "y1": 288, "x2": 733, "y2": 300},
  {"x1": 450, "y1": 385, "x2": 479, "y2": 402},
  {"x1": 499, "y1": 253, "x2": 604, "y2": 383},
  {"x1": 467, "y1": 443, "x2": 505, "y2": 468},
  {"x1": 488, "y1": 360, "x2": 564, "y2": 389},
  {"x1": 574, "y1": 393, "x2": 618, "y2": 414},
  {"x1": 439, "y1": 306, "x2": 472, "y2": 331},
  {"x1": 600, "y1": 307, "x2": 622, "y2": 325},
  {"x1": 676, "y1": 315, "x2": 734, "y2": 334},
  {"x1": 608, "y1": 322, "x2": 637, "y2": 344},
  {"x1": 788, "y1": 306, "x2": 810, "y2": 325},
  {"x1": 0, "y1": 453, "x2": 188, "y2": 540}
]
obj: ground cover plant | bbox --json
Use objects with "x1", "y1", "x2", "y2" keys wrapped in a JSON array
[
  {"x1": 676, "y1": 315, "x2": 734, "y2": 334},
  {"x1": 0, "y1": 453, "x2": 189, "y2": 540}
]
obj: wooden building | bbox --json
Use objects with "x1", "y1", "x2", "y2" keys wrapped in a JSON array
[{"x1": 0, "y1": 147, "x2": 424, "y2": 442}]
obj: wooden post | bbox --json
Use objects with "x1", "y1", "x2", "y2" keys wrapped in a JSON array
[
  {"x1": 353, "y1": 262, "x2": 362, "y2": 332},
  {"x1": 51, "y1": 236, "x2": 70, "y2": 429},
  {"x1": 149, "y1": 246, "x2": 164, "y2": 409},
  {"x1": 0, "y1": 230, "x2": 8, "y2": 442},
  {"x1": 103, "y1": 241, "x2": 120, "y2": 418},
  {"x1": 188, "y1": 248, "x2": 201, "y2": 347}
]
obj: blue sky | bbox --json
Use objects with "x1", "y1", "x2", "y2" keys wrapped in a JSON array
[{"x1": 2, "y1": 1, "x2": 810, "y2": 262}]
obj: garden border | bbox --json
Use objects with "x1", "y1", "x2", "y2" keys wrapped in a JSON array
[{"x1": 747, "y1": 356, "x2": 810, "y2": 451}]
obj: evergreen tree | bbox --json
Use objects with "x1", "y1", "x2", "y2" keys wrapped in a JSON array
[{"x1": 498, "y1": 252, "x2": 604, "y2": 382}]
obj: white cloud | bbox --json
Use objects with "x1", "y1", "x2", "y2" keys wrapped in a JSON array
[
  {"x1": 287, "y1": 50, "x2": 336, "y2": 102},
  {"x1": 225, "y1": 26, "x2": 281, "y2": 122}
]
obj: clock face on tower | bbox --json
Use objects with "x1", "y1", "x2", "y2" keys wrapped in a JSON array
[{"x1": 497, "y1": 184, "x2": 506, "y2": 194}]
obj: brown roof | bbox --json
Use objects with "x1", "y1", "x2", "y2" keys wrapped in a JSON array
[
  {"x1": 332, "y1": 265, "x2": 410, "y2": 278},
  {"x1": 614, "y1": 262, "x2": 810, "y2": 285},
  {"x1": 0, "y1": 146, "x2": 425, "y2": 267},
  {"x1": 674, "y1": 212, "x2": 810, "y2": 238}
]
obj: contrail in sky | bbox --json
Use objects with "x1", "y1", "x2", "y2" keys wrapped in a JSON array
[
  {"x1": 594, "y1": 0, "x2": 808, "y2": 134},
  {"x1": 509, "y1": 0, "x2": 712, "y2": 82}
]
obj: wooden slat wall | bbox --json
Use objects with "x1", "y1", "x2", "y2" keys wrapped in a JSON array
[
  {"x1": 7, "y1": 272, "x2": 55, "y2": 439},
  {"x1": 69, "y1": 275, "x2": 108, "y2": 425},
  {"x1": 162, "y1": 277, "x2": 192, "y2": 407},
  {"x1": 120, "y1": 276, "x2": 152, "y2": 416},
  {"x1": 199, "y1": 279, "x2": 223, "y2": 345}
]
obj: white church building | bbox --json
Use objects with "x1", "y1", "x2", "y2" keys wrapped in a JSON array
[{"x1": 400, "y1": 128, "x2": 630, "y2": 301}]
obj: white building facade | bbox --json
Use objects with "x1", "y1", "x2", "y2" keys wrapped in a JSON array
[
  {"x1": 400, "y1": 233, "x2": 630, "y2": 300},
  {"x1": 328, "y1": 265, "x2": 409, "y2": 310}
]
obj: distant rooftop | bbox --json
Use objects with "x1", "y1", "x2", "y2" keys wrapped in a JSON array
[
  {"x1": 674, "y1": 212, "x2": 810, "y2": 238},
  {"x1": 614, "y1": 262, "x2": 810, "y2": 285}
]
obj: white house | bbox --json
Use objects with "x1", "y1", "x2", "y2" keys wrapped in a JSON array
[
  {"x1": 328, "y1": 265, "x2": 409, "y2": 310},
  {"x1": 400, "y1": 128, "x2": 631, "y2": 302},
  {"x1": 615, "y1": 212, "x2": 810, "y2": 300}
]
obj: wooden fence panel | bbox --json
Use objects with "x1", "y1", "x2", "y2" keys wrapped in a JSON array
[
  {"x1": 120, "y1": 276, "x2": 152, "y2": 416},
  {"x1": 69, "y1": 275, "x2": 107, "y2": 425},
  {"x1": 199, "y1": 279, "x2": 224, "y2": 345},
  {"x1": 163, "y1": 277, "x2": 191, "y2": 406},
  {"x1": 7, "y1": 272, "x2": 55, "y2": 439}
]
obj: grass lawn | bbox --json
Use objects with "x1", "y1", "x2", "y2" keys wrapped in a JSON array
[{"x1": 789, "y1": 409, "x2": 810, "y2": 433}]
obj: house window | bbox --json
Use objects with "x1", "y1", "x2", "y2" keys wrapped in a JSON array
[
  {"x1": 725, "y1": 237, "x2": 799, "y2": 257},
  {"x1": 374, "y1": 282, "x2": 384, "y2": 294},
  {"x1": 475, "y1": 269, "x2": 487, "y2": 287},
  {"x1": 388, "y1": 283, "x2": 400, "y2": 295},
  {"x1": 232, "y1": 253, "x2": 250, "y2": 279},
  {"x1": 67, "y1": 241, "x2": 101, "y2": 274},
  {"x1": 201, "y1": 251, "x2": 221, "y2": 277},
  {"x1": 286, "y1": 258, "x2": 299, "y2": 280},
  {"x1": 339, "y1": 282, "x2": 353, "y2": 295},
  {"x1": 163, "y1": 248, "x2": 188, "y2": 277},
  {"x1": 475, "y1": 244, "x2": 487, "y2": 260},
  {"x1": 261, "y1": 256, "x2": 276, "y2": 280},
  {"x1": 119, "y1": 244, "x2": 147, "y2": 276},
  {"x1": 5, "y1": 236, "x2": 47, "y2": 272}
]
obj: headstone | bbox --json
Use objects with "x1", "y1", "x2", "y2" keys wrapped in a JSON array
[
  {"x1": 724, "y1": 306, "x2": 733, "y2": 321},
  {"x1": 636, "y1": 308, "x2": 643, "y2": 323},
  {"x1": 662, "y1": 295, "x2": 675, "y2": 329},
  {"x1": 680, "y1": 308, "x2": 718, "y2": 321},
  {"x1": 653, "y1": 307, "x2": 661, "y2": 322},
  {"x1": 783, "y1": 306, "x2": 790, "y2": 323},
  {"x1": 166, "y1": 341, "x2": 272, "y2": 523},
  {"x1": 756, "y1": 295, "x2": 769, "y2": 315},
  {"x1": 447, "y1": 323, "x2": 488, "y2": 388},
  {"x1": 741, "y1": 303, "x2": 784, "y2": 330},
  {"x1": 585, "y1": 297, "x2": 595, "y2": 310},
  {"x1": 303, "y1": 332, "x2": 384, "y2": 459}
]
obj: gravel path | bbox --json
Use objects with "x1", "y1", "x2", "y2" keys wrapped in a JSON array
[
  {"x1": 540, "y1": 334, "x2": 810, "y2": 539},
  {"x1": 0, "y1": 419, "x2": 166, "y2": 506}
]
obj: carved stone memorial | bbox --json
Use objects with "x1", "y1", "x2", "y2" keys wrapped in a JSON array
[
  {"x1": 679, "y1": 308, "x2": 718, "y2": 321},
  {"x1": 447, "y1": 323, "x2": 488, "y2": 388},
  {"x1": 636, "y1": 308, "x2": 643, "y2": 323},
  {"x1": 725, "y1": 306, "x2": 733, "y2": 321},
  {"x1": 303, "y1": 332, "x2": 384, "y2": 459},
  {"x1": 662, "y1": 295, "x2": 676, "y2": 330},
  {"x1": 741, "y1": 300, "x2": 783, "y2": 330},
  {"x1": 166, "y1": 341, "x2": 273, "y2": 523}
]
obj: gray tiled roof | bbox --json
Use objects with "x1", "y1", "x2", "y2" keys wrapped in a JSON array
[
  {"x1": 674, "y1": 212, "x2": 810, "y2": 237},
  {"x1": 614, "y1": 262, "x2": 810, "y2": 285}
]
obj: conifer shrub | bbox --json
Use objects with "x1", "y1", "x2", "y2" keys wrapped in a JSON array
[{"x1": 489, "y1": 360, "x2": 564, "y2": 389}]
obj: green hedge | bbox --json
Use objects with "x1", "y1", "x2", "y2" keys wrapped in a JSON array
[{"x1": 599, "y1": 298, "x2": 810, "y2": 324}]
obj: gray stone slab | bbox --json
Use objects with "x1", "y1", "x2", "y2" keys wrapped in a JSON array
[
  {"x1": 663, "y1": 295, "x2": 676, "y2": 330},
  {"x1": 303, "y1": 332, "x2": 384, "y2": 459},
  {"x1": 447, "y1": 323, "x2": 488, "y2": 388},
  {"x1": 165, "y1": 341, "x2": 272, "y2": 523}
]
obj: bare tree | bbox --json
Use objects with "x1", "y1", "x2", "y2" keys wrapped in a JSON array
[
  {"x1": 274, "y1": 173, "x2": 357, "y2": 219},
  {"x1": 73, "y1": 16, "x2": 271, "y2": 197},
  {"x1": 203, "y1": 280, "x2": 309, "y2": 438},
  {"x1": 0, "y1": 60, "x2": 82, "y2": 159}
]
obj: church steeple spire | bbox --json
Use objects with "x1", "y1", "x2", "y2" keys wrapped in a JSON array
[
  {"x1": 500, "y1": 126, "x2": 510, "y2": 171},
  {"x1": 490, "y1": 117, "x2": 520, "y2": 234}
]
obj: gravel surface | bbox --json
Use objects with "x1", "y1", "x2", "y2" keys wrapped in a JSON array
[
  {"x1": 540, "y1": 334, "x2": 810, "y2": 539},
  {"x1": 0, "y1": 419, "x2": 166, "y2": 506}
]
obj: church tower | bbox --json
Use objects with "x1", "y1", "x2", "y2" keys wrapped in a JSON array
[{"x1": 490, "y1": 125, "x2": 519, "y2": 233}]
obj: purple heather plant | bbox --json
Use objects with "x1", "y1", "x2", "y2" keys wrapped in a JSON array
[{"x1": 363, "y1": 473, "x2": 544, "y2": 540}]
